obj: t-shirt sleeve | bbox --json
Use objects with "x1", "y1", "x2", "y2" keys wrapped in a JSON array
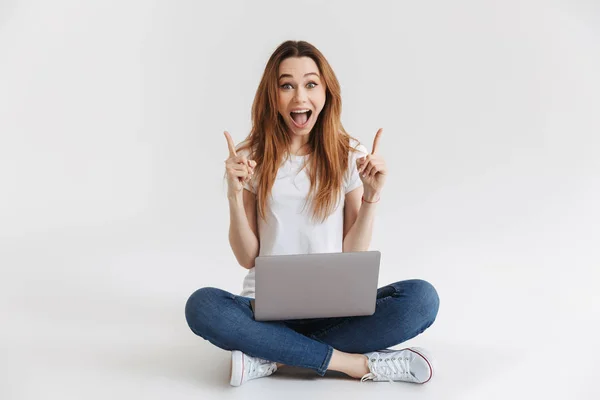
[{"x1": 345, "y1": 141, "x2": 369, "y2": 194}]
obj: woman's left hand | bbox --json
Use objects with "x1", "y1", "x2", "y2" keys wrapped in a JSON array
[{"x1": 356, "y1": 128, "x2": 388, "y2": 199}]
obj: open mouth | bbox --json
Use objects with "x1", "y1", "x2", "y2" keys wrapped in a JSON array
[{"x1": 290, "y1": 109, "x2": 313, "y2": 128}]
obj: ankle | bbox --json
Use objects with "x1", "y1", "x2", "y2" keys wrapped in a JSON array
[
  {"x1": 328, "y1": 350, "x2": 369, "y2": 378},
  {"x1": 355, "y1": 354, "x2": 370, "y2": 377},
  {"x1": 344, "y1": 354, "x2": 369, "y2": 379}
]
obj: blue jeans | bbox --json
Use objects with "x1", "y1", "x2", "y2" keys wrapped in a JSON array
[{"x1": 185, "y1": 279, "x2": 439, "y2": 376}]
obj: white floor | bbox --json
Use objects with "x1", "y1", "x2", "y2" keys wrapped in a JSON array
[{"x1": 3, "y1": 227, "x2": 599, "y2": 400}]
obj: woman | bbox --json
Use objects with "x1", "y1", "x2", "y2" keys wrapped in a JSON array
[{"x1": 185, "y1": 40, "x2": 439, "y2": 386}]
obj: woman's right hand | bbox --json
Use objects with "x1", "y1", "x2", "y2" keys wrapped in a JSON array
[{"x1": 224, "y1": 131, "x2": 256, "y2": 197}]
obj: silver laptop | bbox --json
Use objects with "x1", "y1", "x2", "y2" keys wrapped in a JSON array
[{"x1": 250, "y1": 251, "x2": 381, "y2": 321}]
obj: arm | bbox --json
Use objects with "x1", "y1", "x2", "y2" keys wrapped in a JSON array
[
  {"x1": 343, "y1": 129, "x2": 387, "y2": 251},
  {"x1": 342, "y1": 186, "x2": 379, "y2": 252},
  {"x1": 228, "y1": 188, "x2": 260, "y2": 269}
]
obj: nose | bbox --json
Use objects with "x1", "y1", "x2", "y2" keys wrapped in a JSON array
[{"x1": 293, "y1": 87, "x2": 308, "y2": 103}]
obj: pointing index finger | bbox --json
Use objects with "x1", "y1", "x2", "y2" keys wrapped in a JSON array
[
  {"x1": 371, "y1": 128, "x2": 383, "y2": 155},
  {"x1": 224, "y1": 131, "x2": 237, "y2": 157}
]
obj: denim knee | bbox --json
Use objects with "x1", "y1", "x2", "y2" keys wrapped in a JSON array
[
  {"x1": 412, "y1": 279, "x2": 440, "y2": 326},
  {"x1": 185, "y1": 286, "x2": 224, "y2": 337},
  {"x1": 393, "y1": 279, "x2": 440, "y2": 327}
]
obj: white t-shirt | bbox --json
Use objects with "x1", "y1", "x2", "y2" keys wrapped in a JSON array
[{"x1": 236, "y1": 138, "x2": 369, "y2": 298}]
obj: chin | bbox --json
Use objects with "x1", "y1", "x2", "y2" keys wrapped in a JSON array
[{"x1": 289, "y1": 127, "x2": 313, "y2": 137}]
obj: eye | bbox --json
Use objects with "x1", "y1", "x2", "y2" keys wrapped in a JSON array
[
  {"x1": 280, "y1": 83, "x2": 293, "y2": 89},
  {"x1": 307, "y1": 82, "x2": 318, "y2": 89}
]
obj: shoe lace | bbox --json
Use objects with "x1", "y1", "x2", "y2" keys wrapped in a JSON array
[
  {"x1": 361, "y1": 352, "x2": 414, "y2": 383},
  {"x1": 248, "y1": 359, "x2": 277, "y2": 379}
]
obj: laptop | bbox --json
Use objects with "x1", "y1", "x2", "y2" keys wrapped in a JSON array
[{"x1": 250, "y1": 250, "x2": 381, "y2": 321}]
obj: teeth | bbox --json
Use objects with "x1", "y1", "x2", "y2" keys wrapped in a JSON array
[{"x1": 291, "y1": 109, "x2": 310, "y2": 113}]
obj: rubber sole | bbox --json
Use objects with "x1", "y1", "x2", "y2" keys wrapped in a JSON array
[
  {"x1": 407, "y1": 347, "x2": 436, "y2": 383},
  {"x1": 230, "y1": 350, "x2": 244, "y2": 387}
]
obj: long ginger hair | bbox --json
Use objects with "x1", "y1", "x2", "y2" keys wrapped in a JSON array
[{"x1": 237, "y1": 40, "x2": 362, "y2": 224}]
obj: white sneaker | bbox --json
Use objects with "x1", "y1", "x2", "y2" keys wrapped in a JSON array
[
  {"x1": 230, "y1": 350, "x2": 278, "y2": 386},
  {"x1": 361, "y1": 347, "x2": 435, "y2": 383}
]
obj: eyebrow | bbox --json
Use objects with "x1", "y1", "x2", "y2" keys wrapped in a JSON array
[{"x1": 278, "y1": 72, "x2": 320, "y2": 80}]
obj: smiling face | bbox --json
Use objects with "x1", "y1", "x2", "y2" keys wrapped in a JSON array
[{"x1": 277, "y1": 56, "x2": 327, "y2": 141}]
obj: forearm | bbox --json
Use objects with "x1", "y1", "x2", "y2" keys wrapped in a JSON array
[
  {"x1": 228, "y1": 193, "x2": 259, "y2": 269},
  {"x1": 342, "y1": 192, "x2": 379, "y2": 252}
]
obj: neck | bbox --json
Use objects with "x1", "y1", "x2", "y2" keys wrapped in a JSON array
[{"x1": 289, "y1": 135, "x2": 311, "y2": 156}]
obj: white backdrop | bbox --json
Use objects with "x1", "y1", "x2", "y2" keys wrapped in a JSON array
[{"x1": 2, "y1": 1, "x2": 599, "y2": 399}]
